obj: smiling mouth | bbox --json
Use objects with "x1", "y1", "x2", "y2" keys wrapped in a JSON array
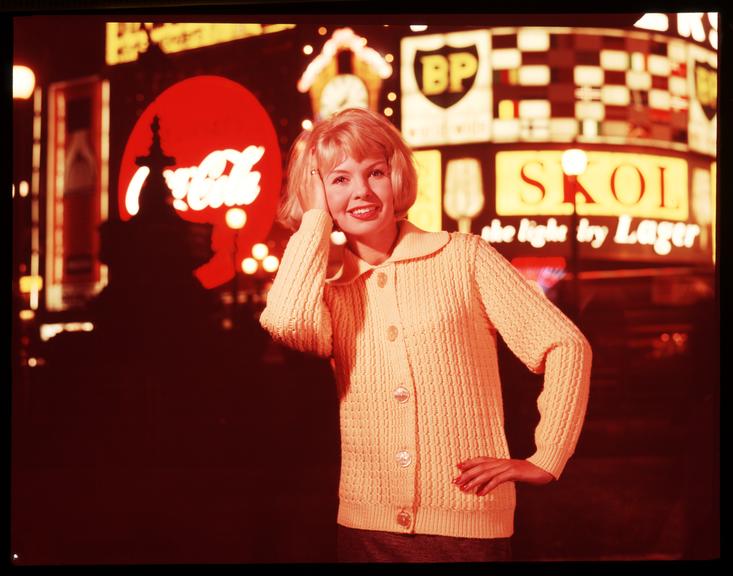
[{"x1": 348, "y1": 205, "x2": 381, "y2": 220}]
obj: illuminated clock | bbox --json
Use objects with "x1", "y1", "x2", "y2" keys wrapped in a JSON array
[{"x1": 319, "y1": 73, "x2": 369, "y2": 119}]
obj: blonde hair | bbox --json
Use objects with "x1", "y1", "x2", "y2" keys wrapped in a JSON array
[{"x1": 277, "y1": 108, "x2": 418, "y2": 231}]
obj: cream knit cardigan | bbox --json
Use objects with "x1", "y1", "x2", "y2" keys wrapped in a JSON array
[{"x1": 260, "y1": 209, "x2": 592, "y2": 539}]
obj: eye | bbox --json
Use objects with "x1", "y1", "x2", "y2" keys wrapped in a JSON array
[
  {"x1": 371, "y1": 168, "x2": 387, "y2": 178},
  {"x1": 331, "y1": 175, "x2": 348, "y2": 184}
]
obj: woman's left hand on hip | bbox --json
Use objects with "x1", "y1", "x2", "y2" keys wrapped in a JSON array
[{"x1": 452, "y1": 457, "x2": 555, "y2": 496}]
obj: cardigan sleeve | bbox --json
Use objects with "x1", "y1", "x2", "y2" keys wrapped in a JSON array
[
  {"x1": 258, "y1": 209, "x2": 333, "y2": 358},
  {"x1": 471, "y1": 235, "x2": 592, "y2": 480}
]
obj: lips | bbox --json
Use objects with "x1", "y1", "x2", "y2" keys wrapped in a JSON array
[{"x1": 348, "y1": 205, "x2": 381, "y2": 220}]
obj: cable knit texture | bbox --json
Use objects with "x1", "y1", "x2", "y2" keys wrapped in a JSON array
[{"x1": 259, "y1": 209, "x2": 592, "y2": 539}]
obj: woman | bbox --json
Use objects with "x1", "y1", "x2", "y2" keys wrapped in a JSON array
[{"x1": 259, "y1": 108, "x2": 592, "y2": 562}]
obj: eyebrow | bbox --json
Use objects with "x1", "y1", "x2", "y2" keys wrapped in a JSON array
[{"x1": 328, "y1": 161, "x2": 387, "y2": 176}]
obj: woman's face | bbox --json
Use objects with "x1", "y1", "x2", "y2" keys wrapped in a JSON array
[{"x1": 323, "y1": 155, "x2": 397, "y2": 244}]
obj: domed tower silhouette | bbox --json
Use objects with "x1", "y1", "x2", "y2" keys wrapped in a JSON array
[{"x1": 93, "y1": 115, "x2": 214, "y2": 336}]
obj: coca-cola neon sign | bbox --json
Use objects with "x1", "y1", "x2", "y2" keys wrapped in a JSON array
[{"x1": 118, "y1": 76, "x2": 281, "y2": 289}]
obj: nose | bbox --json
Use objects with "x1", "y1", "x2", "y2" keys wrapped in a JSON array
[{"x1": 353, "y1": 174, "x2": 375, "y2": 199}]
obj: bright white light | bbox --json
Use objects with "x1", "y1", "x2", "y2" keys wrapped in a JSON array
[
  {"x1": 410, "y1": 25, "x2": 428, "y2": 32},
  {"x1": 262, "y1": 255, "x2": 279, "y2": 273},
  {"x1": 242, "y1": 257, "x2": 258, "y2": 274},
  {"x1": 301, "y1": 119, "x2": 313, "y2": 130},
  {"x1": 384, "y1": 107, "x2": 394, "y2": 117},
  {"x1": 28, "y1": 358, "x2": 38, "y2": 367},
  {"x1": 582, "y1": 119, "x2": 598, "y2": 138},
  {"x1": 634, "y1": 13, "x2": 668, "y2": 32},
  {"x1": 225, "y1": 207, "x2": 247, "y2": 230},
  {"x1": 677, "y1": 13, "x2": 706, "y2": 43},
  {"x1": 126, "y1": 166, "x2": 150, "y2": 217},
  {"x1": 12, "y1": 183, "x2": 15, "y2": 198},
  {"x1": 252, "y1": 243, "x2": 269, "y2": 260},
  {"x1": 387, "y1": 92, "x2": 397, "y2": 102},
  {"x1": 13, "y1": 554, "x2": 18, "y2": 560},
  {"x1": 19, "y1": 180, "x2": 29, "y2": 197},
  {"x1": 40, "y1": 324, "x2": 63, "y2": 341},
  {"x1": 518, "y1": 100, "x2": 550, "y2": 119},
  {"x1": 330, "y1": 230, "x2": 347, "y2": 245},
  {"x1": 561, "y1": 149, "x2": 588, "y2": 176},
  {"x1": 518, "y1": 65, "x2": 550, "y2": 86},
  {"x1": 39, "y1": 322, "x2": 94, "y2": 341},
  {"x1": 19, "y1": 310, "x2": 35, "y2": 320},
  {"x1": 13, "y1": 65, "x2": 35, "y2": 99},
  {"x1": 303, "y1": 44, "x2": 314, "y2": 55},
  {"x1": 517, "y1": 29, "x2": 550, "y2": 52},
  {"x1": 385, "y1": 53, "x2": 394, "y2": 63}
]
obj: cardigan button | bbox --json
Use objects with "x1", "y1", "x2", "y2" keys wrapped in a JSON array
[
  {"x1": 393, "y1": 387, "x2": 410, "y2": 403},
  {"x1": 377, "y1": 272, "x2": 387, "y2": 288},
  {"x1": 395, "y1": 450, "x2": 412, "y2": 467},
  {"x1": 396, "y1": 510, "x2": 412, "y2": 527},
  {"x1": 387, "y1": 326, "x2": 398, "y2": 341}
]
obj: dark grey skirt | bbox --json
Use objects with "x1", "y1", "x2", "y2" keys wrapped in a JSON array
[{"x1": 337, "y1": 525, "x2": 513, "y2": 563}]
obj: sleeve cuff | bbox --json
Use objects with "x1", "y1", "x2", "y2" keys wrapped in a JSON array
[
  {"x1": 300, "y1": 208, "x2": 333, "y2": 230},
  {"x1": 526, "y1": 447, "x2": 571, "y2": 481}
]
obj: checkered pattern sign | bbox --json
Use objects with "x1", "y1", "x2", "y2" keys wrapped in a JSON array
[{"x1": 488, "y1": 27, "x2": 716, "y2": 155}]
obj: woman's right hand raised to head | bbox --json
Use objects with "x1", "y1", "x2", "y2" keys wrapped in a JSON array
[{"x1": 298, "y1": 149, "x2": 330, "y2": 213}]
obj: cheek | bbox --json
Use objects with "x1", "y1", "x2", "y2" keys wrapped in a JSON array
[
  {"x1": 379, "y1": 182, "x2": 396, "y2": 209},
  {"x1": 324, "y1": 187, "x2": 346, "y2": 212}
]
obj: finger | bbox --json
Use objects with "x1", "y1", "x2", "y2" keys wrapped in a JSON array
[
  {"x1": 455, "y1": 461, "x2": 500, "y2": 485},
  {"x1": 454, "y1": 460, "x2": 510, "y2": 486},
  {"x1": 457, "y1": 457, "x2": 503, "y2": 474},
  {"x1": 460, "y1": 469, "x2": 502, "y2": 493},
  {"x1": 477, "y1": 469, "x2": 515, "y2": 496},
  {"x1": 458, "y1": 457, "x2": 498, "y2": 469},
  {"x1": 461, "y1": 463, "x2": 512, "y2": 492}
]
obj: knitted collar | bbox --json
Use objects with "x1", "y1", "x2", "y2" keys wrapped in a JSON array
[{"x1": 326, "y1": 219, "x2": 450, "y2": 286}]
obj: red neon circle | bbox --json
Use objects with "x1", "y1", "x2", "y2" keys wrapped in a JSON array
[{"x1": 118, "y1": 75, "x2": 282, "y2": 289}]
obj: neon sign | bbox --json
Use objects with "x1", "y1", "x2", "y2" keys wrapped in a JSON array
[
  {"x1": 118, "y1": 76, "x2": 281, "y2": 289},
  {"x1": 634, "y1": 13, "x2": 718, "y2": 50},
  {"x1": 496, "y1": 150, "x2": 689, "y2": 221},
  {"x1": 106, "y1": 22, "x2": 295, "y2": 66},
  {"x1": 125, "y1": 146, "x2": 266, "y2": 215},
  {"x1": 481, "y1": 215, "x2": 700, "y2": 256},
  {"x1": 401, "y1": 29, "x2": 492, "y2": 146}
]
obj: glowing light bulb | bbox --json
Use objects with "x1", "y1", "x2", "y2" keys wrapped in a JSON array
[
  {"x1": 302, "y1": 119, "x2": 313, "y2": 130},
  {"x1": 225, "y1": 207, "x2": 247, "y2": 230},
  {"x1": 242, "y1": 257, "x2": 258, "y2": 275},
  {"x1": 13, "y1": 65, "x2": 35, "y2": 100},
  {"x1": 252, "y1": 243, "x2": 269, "y2": 260},
  {"x1": 384, "y1": 107, "x2": 394, "y2": 117},
  {"x1": 561, "y1": 149, "x2": 588, "y2": 176},
  {"x1": 303, "y1": 44, "x2": 314, "y2": 55},
  {"x1": 262, "y1": 255, "x2": 279, "y2": 273},
  {"x1": 410, "y1": 25, "x2": 428, "y2": 32}
]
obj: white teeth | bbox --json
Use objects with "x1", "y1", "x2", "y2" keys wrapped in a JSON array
[{"x1": 352, "y1": 206, "x2": 377, "y2": 215}]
